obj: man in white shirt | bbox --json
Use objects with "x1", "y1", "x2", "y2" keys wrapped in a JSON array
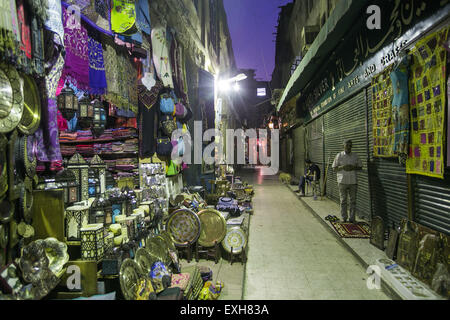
[{"x1": 332, "y1": 139, "x2": 363, "y2": 223}]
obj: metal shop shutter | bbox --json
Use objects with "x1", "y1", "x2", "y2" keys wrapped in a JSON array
[
  {"x1": 281, "y1": 138, "x2": 287, "y2": 173},
  {"x1": 413, "y1": 170, "x2": 450, "y2": 235},
  {"x1": 367, "y1": 87, "x2": 409, "y2": 229},
  {"x1": 306, "y1": 117, "x2": 324, "y2": 178},
  {"x1": 293, "y1": 126, "x2": 306, "y2": 179},
  {"x1": 324, "y1": 90, "x2": 371, "y2": 220}
]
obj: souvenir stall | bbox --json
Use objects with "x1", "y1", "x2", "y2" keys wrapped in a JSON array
[{"x1": 0, "y1": 0, "x2": 254, "y2": 301}]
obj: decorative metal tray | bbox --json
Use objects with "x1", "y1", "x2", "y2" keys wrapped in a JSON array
[
  {"x1": 119, "y1": 258, "x2": 144, "y2": 300},
  {"x1": 197, "y1": 208, "x2": 227, "y2": 247},
  {"x1": 222, "y1": 227, "x2": 247, "y2": 254},
  {"x1": 135, "y1": 247, "x2": 158, "y2": 276},
  {"x1": 166, "y1": 208, "x2": 201, "y2": 247}
]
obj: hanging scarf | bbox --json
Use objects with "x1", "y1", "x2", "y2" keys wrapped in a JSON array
[
  {"x1": 58, "y1": 6, "x2": 90, "y2": 92},
  {"x1": 34, "y1": 99, "x2": 63, "y2": 162},
  {"x1": 44, "y1": 0, "x2": 64, "y2": 42},
  {"x1": 152, "y1": 25, "x2": 174, "y2": 89},
  {"x1": 103, "y1": 42, "x2": 120, "y2": 97},
  {"x1": 88, "y1": 35, "x2": 107, "y2": 94},
  {"x1": 16, "y1": 0, "x2": 32, "y2": 72}
]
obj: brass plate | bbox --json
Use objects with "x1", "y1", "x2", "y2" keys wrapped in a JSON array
[
  {"x1": 160, "y1": 230, "x2": 176, "y2": 252},
  {"x1": 18, "y1": 73, "x2": 41, "y2": 135},
  {"x1": 147, "y1": 235, "x2": 170, "y2": 265},
  {"x1": 0, "y1": 63, "x2": 23, "y2": 133},
  {"x1": 166, "y1": 208, "x2": 201, "y2": 247},
  {"x1": 135, "y1": 247, "x2": 158, "y2": 276},
  {"x1": 197, "y1": 209, "x2": 227, "y2": 247},
  {"x1": 0, "y1": 195, "x2": 14, "y2": 224},
  {"x1": 0, "y1": 134, "x2": 7, "y2": 198},
  {"x1": 222, "y1": 227, "x2": 247, "y2": 254},
  {"x1": 119, "y1": 258, "x2": 144, "y2": 300}
]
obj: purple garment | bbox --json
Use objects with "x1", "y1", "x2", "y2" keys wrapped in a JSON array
[
  {"x1": 34, "y1": 99, "x2": 63, "y2": 162},
  {"x1": 59, "y1": 6, "x2": 90, "y2": 92},
  {"x1": 88, "y1": 36, "x2": 107, "y2": 94}
]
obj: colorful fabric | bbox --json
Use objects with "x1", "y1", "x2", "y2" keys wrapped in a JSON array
[
  {"x1": 372, "y1": 66, "x2": 394, "y2": 157},
  {"x1": 88, "y1": 36, "x2": 107, "y2": 94},
  {"x1": 103, "y1": 42, "x2": 120, "y2": 96},
  {"x1": 46, "y1": 46, "x2": 65, "y2": 99},
  {"x1": 170, "y1": 273, "x2": 190, "y2": 291},
  {"x1": 34, "y1": 99, "x2": 63, "y2": 162},
  {"x1": 110, "y1": 0, "x2": 136, "y2": 34},
  {"x1": 406, "y1": 28, "x2": 448, "y2": 179},
  {"x1": 390, "y1": 56, "x2": 411, "y2": 164},
  {"x1": 44, "y1": 0, "x2": 64, "y2": 42},
  {"x1": 59, "y1": 6, "x2": 90, "y2": 91}
]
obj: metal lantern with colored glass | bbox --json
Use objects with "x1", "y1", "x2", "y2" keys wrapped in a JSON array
[
  {"x1": 89, "y1": 194, "x2": 113, "y2": 230},
  {"x1": 57, "y1": 84, "x2": 78, "y2": 120},
  {"x1": 89, "y1": 155, "x2": 106, "y2": 195},
  {"x1": 107, "y1": 188, "x2": 127, "y2": 223},
  {"x1": 55, "y1": 169, "x2": 80, "y2": 205},
  {"x1": 122, "y1": 186, "x2": 137, "y2": 216},
  {"x1": 88, "y1": 168, "x2": 100, "y2": 198},
  {"x1": 91, "y1": 99, "x2": 106, "y2": 137},
  {"x1": 67, "y1": 153, "x2": 89, "y2": 202},
  {"x1": 78, "y1": 93, "x2": 94, "y2": 129}
]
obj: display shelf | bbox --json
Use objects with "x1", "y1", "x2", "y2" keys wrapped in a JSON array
[{"x1": 59, "y1": 135, "x2": 138, "y2": 145}]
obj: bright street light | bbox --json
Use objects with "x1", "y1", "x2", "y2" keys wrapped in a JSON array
[{"x1": 217, "y1": 73, "x2": 247, "y2": 92}]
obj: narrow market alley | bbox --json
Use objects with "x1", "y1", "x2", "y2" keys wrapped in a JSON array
[{"x1": 240, "y1": 168, "x2": 390, "y2": 300}]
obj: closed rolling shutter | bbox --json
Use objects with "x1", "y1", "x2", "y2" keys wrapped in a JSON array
[
  {"x1": 413, "y1": 169, "x2": 450, "y2": 236},
  {"x1": 367, "y1": 87, "x2": 409, "y2": 228},
  {"x1": 281, "y1": 138, "x2": 287, "y2": 172},
  {"x1": 287, "y1": 136, "x2": 293, "y2": 174},
  {"x1": 306, "y1": 117, "x2": 324, "y2": 179},
  {"x1": 293, "y1": 126, "x2": 306, "y2": 179},
  {"x1": 324, "y1": 90, "x2": 371, "y2": 220}
]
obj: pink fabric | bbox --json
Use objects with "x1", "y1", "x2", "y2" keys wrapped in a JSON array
[
  {"x1": 58, "y1": 7, "x2": 90, "y2": 92},
  {"x1": 57, "y1": 110, "x2": 68, "y2": 131},
  {"x1": 170, "y1": 273, "x2": 190, "y2": 290}
]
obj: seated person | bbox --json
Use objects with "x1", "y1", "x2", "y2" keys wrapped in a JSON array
[{"x1": 295, "y1": 159, "x2": 321, "y2": 196}]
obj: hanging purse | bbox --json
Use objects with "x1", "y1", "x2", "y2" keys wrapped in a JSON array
[
  {"x1": 166, "y1": 160, "x2": 180, "y2": 176},
  {"x1": 174, "y1": 102, "x2": 185, "y2": 118},
  {"x1": 156, "y1": 137, "x2": 173, "y2": 156},
  {"x1": 160, "y1": 114, "x2": 177, "y2": 137},
  {"x1": 159, "y1": 95, "x2": 175, "y2": 114}
]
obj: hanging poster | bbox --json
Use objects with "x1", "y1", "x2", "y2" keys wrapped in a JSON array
[
  {"x1": 406, "y1": 27, "x2": 449, "y2": 179},
  {"x1": 372, "y1": 66, "x2": 394, "y2": 157}
]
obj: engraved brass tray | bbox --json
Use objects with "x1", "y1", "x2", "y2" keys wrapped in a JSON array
[
  {"x1": 166, "y1": 208, "x2": 201, "y2": 247},
  {"x1": 197, "y1": 208, "x2": 227, "y2": 247},
  {"x1": 119, "y1": 258, "x2": 144, "y2": 300},
  {"x1": 222, "y1": 227, "x2": 247, "y2": 254},
  {"x1": 18, "y1": 73, "x2": 41, "y2": 135},
  {"x1": 146, "y1": 235, "x2": 170, "y2": 265},
  {"x1": 0, "y1": 63, "x2": 23, "y2": 133},
  {"x1": 160, "y1": 230, "x2": 176, "y2": 252},
  {"x1": 135, "y1": 247, "x2": 158, "y2": 276}
]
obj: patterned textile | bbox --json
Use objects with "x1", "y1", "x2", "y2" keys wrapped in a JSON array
[
  {"x1": 110, "y1": 0, "x2": 136, "y2": 34},
  {"x1": 88, "y1": 36, "x2": 107, "y2": 94},
  {"x1": 372, "y1": 66, "x2": 394, "y2": 157},
  {"x1": 44, "y1": 0, "x2": 64, "y2": 42},
  {"x1": 16, "y1": 0, "x2": 32, "y2": 62},
  {"x1": 406, "y1": 27, "x2": 448, "y2": 179},
  {"x1": 46, "y1": 48, "x2": 65, "y2": 98},
  {"x1": 330, "y1": 221, "x2": 371, "y2": 239},
  {"x1": 59, "y1": 6, "x2": 90, "y2": 91},
  {"x1": 152, "y1": 25, "x2": 174, "y2": 88},
  {"x1": 103, "y1": 42, "x2": 120, "y2": 96},
  {"x1": 170, "y1": 273, "x2": 190, "y2": 291},
  {"x1": 390, "y1": 56, "x2": 411, "y2": 164},
  {"x1": 34, "y1": 99, "x2": 63, "y2": 162}
]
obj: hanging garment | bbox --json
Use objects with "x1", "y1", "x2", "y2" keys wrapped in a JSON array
[
  {"x1": 110, "y1": 0, "x2": 136, "y2": 34},
  {"x1": 58, "y1": 6, "x2": 90, "y2": 92},
  {"x1": 88, "y1": 35, "x2": 107, "y2": 94},
  {"x1": 152, "y1": 25, "x2": 174, "y2": 88},
  {"x1": 33, "y1": 99, "x2": 63, "y2": 162},
  {"x1": 44, "y1": 0, "x2": 64, "y2": 42}
]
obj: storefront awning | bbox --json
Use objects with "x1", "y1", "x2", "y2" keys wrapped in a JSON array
[{"x1": 276, "y1": 0, "x2": 370, "y2": 111}]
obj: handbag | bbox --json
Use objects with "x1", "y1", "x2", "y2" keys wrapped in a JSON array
[
  {"x1": 159, "y1": 96, "x2": 175, "y2": 114},
  {"x1": 174, "y1": 102, "x2": 185, "y2": 118},
  {"x1": 166, "y1": 160, "x2": 180, "y2": 176},
  {"x1": 157, "y1": 138, "x2": 173, "y2": 156},
  {"x1": 160, "y1": 114, "x2": 177, "y2": 137}
]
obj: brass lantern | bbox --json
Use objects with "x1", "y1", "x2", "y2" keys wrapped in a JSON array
[
  {"x1": 67, "y1": 153, "x2": 89, "y2": 201},
  {"x1": 107, "y1": 188, "x2": 127, "y2": 223},
  {"x1": 89, "y1": 194, "x2": 113, "y2": 229},
  {"x1": 89, "y1": 155, "x2": 106, "y2": 195},
  {"x1": 57, "y1": 84, "x2": 78, "y2": 120},
  {"x1": 91, "y1": 99, "x2": 106, "y2": 137},
  {"x1": 78, "y1": 93, "x2": 94, "y2": 129},
  {"x1": 55, "y1": 169, "x2": 80, "y2": 205},
  {"x1": 88, "y1": 169, "x2": 100, "y2": 198}
]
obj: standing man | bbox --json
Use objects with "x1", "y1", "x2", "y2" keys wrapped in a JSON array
[
  {"x1": 296, "y1": 159, "x2": 321, "y2": 196},
  {"x1": 332, "y1": 139, "x2": 363, "y2": 223}
]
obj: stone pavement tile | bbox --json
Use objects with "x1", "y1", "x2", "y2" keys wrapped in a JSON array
[{"x1": 333, "y1": 289, "x2": 366, "y2": 300}]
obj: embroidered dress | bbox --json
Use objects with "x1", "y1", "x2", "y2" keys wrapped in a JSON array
[
  {"x1": 59, "y1": 6, "x2": 90, "y2": 92},
  {"x1": 88, "y1": 35, "x2": 107, "y2": 94},
  {"x1": 152, "y1": 25, "x2": 174, "y2": 88}
]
